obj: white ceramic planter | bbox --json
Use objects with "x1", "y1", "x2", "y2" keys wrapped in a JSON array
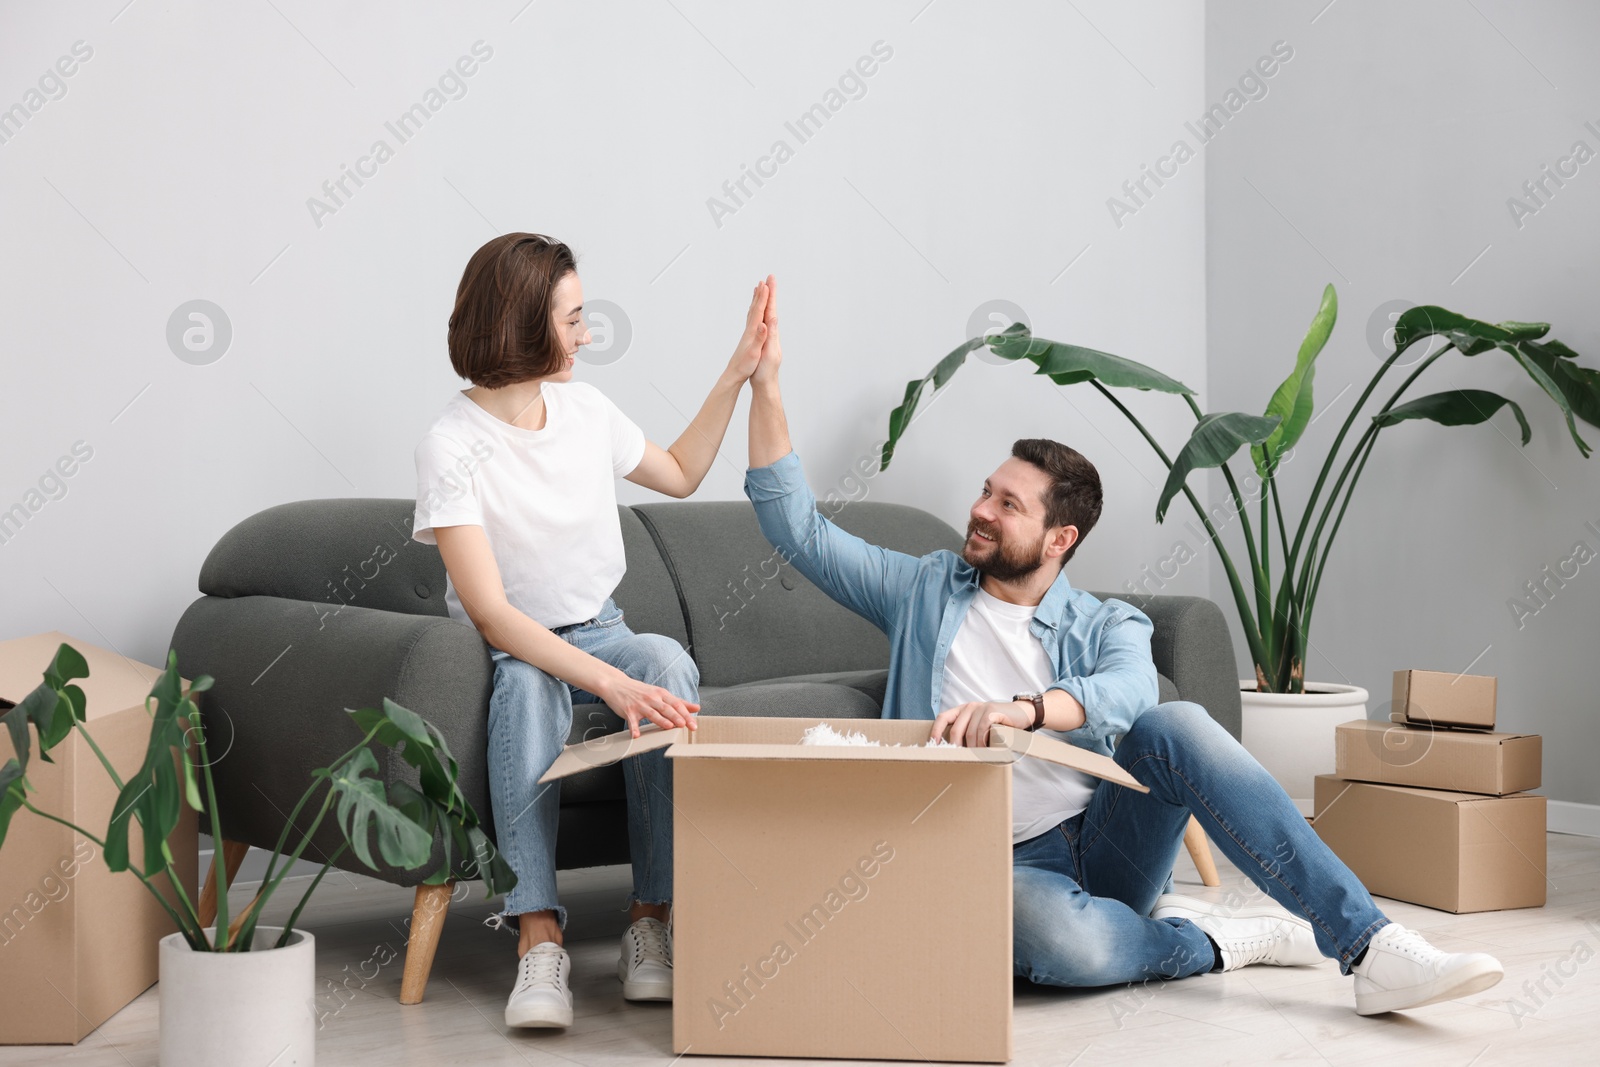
[
  {"x1": 1238, "y1": 679, "x2": 1369, "y2": 817},
  {"x1": 159, "y1": 926, "x2": 315, "y2": 1067}
]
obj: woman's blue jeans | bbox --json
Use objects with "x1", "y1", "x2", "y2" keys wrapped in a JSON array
[
  {"x1": 485, "y1": 597, "x2": 693, "y2": 929},
  {"x1": 1013, "y1": 701, "x2": 1390, "y2": 987}
]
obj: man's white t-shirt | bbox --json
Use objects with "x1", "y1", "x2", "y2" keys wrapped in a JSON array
[
  {"x1": 411, "y1": 382, "x2": 647, "y2": 629},
  {"x1": 941, "y1": 586, "x2": 1099, "y2": 844}
]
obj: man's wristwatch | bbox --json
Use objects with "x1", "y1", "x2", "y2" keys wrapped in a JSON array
[{"x1": 1012, "y1": 692, "x2": 1047, "y2": 732}]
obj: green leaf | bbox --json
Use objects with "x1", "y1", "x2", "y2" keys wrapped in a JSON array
[
  {"x1": 1390, "y1": 306, "x2": 1526, "y2": 357},
  {"x1": 1253, "y1": 284, "x2": 1338, "y2": 478},
  {"x1": 347, "y1": 702, "x2": 516, "y2": 896},
  {"x1": 3, "y1": 643, "x2": 91, "y2": 767},
  {"x1": 988, "y1": 326, "x2": 1196, "y2": 394},
  {"x1": 1373, "y1": 389, "x2": 1531, "y2": 445},
  {"x1": 881, "y1": 337, "x2": 986, "y2": 469},
  {"x1": 348, "y1": 700, "x2": 462, "y2": 815},
  {"x1": 1521, "y1": 342, "x2": 1600, "y2": 430},
  {"x1": 326, "y1": 748, "x2": 432, "y2": 871},
  {"x1": 103, "y1": 653, "x2": 190, "y2": 874},
  {"x1": 1157, "y1": 412, "x2": 1281, "y2": 523},
  {"x1": 1505, "y1": 344, "x2": 1593, "y2": 458},
  {"x1": 0, "y1": 758, "x2": 28, "y2": 849},
  {"x1": 1496, "y1": 321, "x2": 1551, "y2": 341}
]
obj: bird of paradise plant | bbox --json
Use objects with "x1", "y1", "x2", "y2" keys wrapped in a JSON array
[{"x1": 880, "y1": 286, "x2": 1600, "y2": 694}]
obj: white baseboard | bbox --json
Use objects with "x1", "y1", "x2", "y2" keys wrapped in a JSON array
[{"x1": 1548, "y1": 800, "x2": 1600, "y2": 838}]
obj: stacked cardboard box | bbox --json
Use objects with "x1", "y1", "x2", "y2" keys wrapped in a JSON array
[{"x1": 1311, "y1": 669, "x2": 1546, "y2": 913}]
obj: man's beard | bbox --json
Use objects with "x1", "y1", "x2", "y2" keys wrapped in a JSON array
[{"x1": 962, "y1": 519, "x2": 1047, "y2": 582}]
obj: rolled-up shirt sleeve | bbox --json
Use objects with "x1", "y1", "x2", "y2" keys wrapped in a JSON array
[
  {"x1": 1048, "y1": 608, "x2": 1161, "y2": 745},
  {"x1": 744, "y1": 450, "x2": 922, "y2": 634}
]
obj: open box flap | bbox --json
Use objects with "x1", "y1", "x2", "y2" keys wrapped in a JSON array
[
  {"x1": 539, "y1": 725, "x2": 686, "y2": 783},
  {"x1": 667, "y1": 743, "x2": 1017, "y2": 764},
  {"x1": 989, "y1": 725, "x2": 1149, "y2": 793}
]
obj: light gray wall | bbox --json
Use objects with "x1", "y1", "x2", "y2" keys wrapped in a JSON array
[
  {"x1": 1, "y1": 6, "x2": 1207, "y2": 675},
  {"x1": 1206, "y1": 0, "x2": 1600, "y2": 809}
]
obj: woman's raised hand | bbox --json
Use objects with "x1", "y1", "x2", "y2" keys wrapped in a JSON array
[
  {"x1": 724, "y1": 278, "x2": 770, "y2": 384},
  {"x1": 752, "y1": 273, "x2": 780, "y2": 386}
]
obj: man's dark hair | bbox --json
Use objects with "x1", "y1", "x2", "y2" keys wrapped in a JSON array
[
  {"x1": 1010, "y1": 438, "x2": 1102, "y2": 564},
  {"x1": 448, "y1": 233, "x2": 578, "y2": 388}
]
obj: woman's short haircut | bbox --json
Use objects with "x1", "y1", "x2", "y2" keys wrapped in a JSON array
[{"x1": 448, "y1": 233, "x2": 577, "y2": 388}]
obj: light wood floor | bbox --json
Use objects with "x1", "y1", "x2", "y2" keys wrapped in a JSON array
[{"x1": 8, "y1": 834, "x2": 1598, "y2": 1066}]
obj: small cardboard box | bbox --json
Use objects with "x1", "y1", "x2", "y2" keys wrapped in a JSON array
[
  {"x1": 542, "y1": 716, "x2": 1148, "y2": 1063},
  {"x1": 1390, "y1": 669, "x2": 1497, "y2": 730},
  {"x1": 1312, "y1": 775, "x2": 1545, "y2": 913},
  {"x1": 0, "y1": 632, "x2": 198, "y2": 1045},
  {"x1": 1335, "y1": 719, "x2": 1541, "y2": 795}
]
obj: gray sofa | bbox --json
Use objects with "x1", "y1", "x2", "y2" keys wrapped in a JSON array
[{"x1": 169, "y1": 494, "x2": 1241, "y2": 999}]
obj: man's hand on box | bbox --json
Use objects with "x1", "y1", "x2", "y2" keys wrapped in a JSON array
[{"x1": 930, "y1": 700, "x2": 1033, "y2": 747}]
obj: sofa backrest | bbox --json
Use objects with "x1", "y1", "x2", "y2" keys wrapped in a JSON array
[
  {"x1": 632, "y1": 500, "x2": 965, "y2": 687},
  {"x1": 198, "y1": 496, "x2": 963, "y2": 688},
  {"x1": 194, "y1": 497, "x2": 1240, "y2": 737},
  {"x1": 195, "y1": 499, "x2": 687, "y2": 649}
]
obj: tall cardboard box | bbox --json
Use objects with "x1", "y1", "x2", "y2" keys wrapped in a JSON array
[
  {"x1": 0, "y1": 632, "x2": 199, "y2": 1045},
  {"x1": 543, "y1": 716, "x2": 1148, "y2": 1063},
  {"x1": 1334, "y1": 719, "x2": 1541, "y2": 795},
  {"x1": 1311, "y1": 775, "x2": 1545, "y2": 913}
]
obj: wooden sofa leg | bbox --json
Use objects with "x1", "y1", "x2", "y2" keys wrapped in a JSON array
[
  {"x1": 198, "y1": 839, "x2": 251, "y2": 927},
  {"x1": 400, "y1": 882, "x2": 455, "y2": 1005},
  {"x1": 1183, "y1": 816, "x2": 1222, "y2": 888}
]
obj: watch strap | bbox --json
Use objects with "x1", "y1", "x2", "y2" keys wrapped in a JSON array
[{"x1": 1013, "y1": 692, "x2": 1047, "y2": 731}]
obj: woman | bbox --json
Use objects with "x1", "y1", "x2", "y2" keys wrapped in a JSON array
[{"x1": 411, "y1": 233, "x2": 770, "y2": 1028}]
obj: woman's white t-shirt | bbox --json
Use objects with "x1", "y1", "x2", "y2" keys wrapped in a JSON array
[{"x1": 411, "y1": 382, "x2": 647, "y2": 629}]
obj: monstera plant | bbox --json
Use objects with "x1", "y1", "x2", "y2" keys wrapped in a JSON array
[
  {"x1": 880, "y1": 286, "x2": 1600, "y2": 695},
  {"x1": 0, "y1": 641, "x2": 515, "y2": 951}
]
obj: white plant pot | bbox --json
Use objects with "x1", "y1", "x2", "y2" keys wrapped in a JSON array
[
  {"x1": 1238, "y1": 679, "x2": 1369, "y2": 817},
  {"x1": 159, "y1": 926, "x2": 315, "y2": 1067}
]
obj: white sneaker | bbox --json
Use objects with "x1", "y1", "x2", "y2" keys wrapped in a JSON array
[
  {"x1": 1352, "y1": 922, "x2": 1503, "y2": 1015},
  {"x1": 1152, "y1": 893, "x2": 1324, "y2": 970},
  {"x1": 618, "y1": 917, "x2": 673, "y2": 1001},
  {"x1": 505, "y1": 942, "x2": 573, "y2": 1028}
]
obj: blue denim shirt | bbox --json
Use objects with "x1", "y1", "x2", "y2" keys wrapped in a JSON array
[{"x1": 743, "y1": 450, "x2": 1161, "y2": 757}]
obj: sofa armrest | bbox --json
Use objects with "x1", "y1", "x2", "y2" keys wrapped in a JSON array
[
  {"x1": 169, "y1": 593, "x2": 494, "y2": 886},
  {"x1": 1089, "y1": 592, "x2": 1242, "y2": 739}
]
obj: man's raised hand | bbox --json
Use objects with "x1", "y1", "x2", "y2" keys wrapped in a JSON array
[{"x1": 752, "y1": 273, "x2": 781, "y2": 386}]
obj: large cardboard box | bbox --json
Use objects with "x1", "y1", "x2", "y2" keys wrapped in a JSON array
[
  {"x1": 0, "y1": 632, "x2": 198, "y2": 1045},
  {"x1": 1334, "y1": 719, "x2": 1541, "y2": 795},
  {"x1": 543, "y1": 716, "x2": 1149, "y2": 1063},
  {"x1": 1312, "y1": 774, "x2": 1545, "y2": 913},
  {"x1": 1390, "y1": 669, "x2": 1496, "y2": 730}
]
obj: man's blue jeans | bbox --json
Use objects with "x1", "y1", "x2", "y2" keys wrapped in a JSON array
[
  {"x1": 1013, "y1": 701, "x2": 1390, "y2": 987},
  {"x1": 485, "y1": 597, "x2": 692, "y2": 929}
]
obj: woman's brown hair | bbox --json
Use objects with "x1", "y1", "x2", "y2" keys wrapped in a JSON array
[{"x1": 448, "y1": 233, "x2": 577, "y2": 388}]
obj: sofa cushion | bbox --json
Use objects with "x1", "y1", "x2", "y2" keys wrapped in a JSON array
[
  {"x1": 732, "y1": 668, "x2": 889, "y2": 708},
  {"x1": 699, "y1": 681, "x2": 882, "y2": 719}
]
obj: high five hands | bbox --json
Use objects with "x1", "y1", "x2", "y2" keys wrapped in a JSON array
[
  {"x1": 726, "y1": 278, "x2": 770, "y2": 383},
  {"x1": 753, "y1": 274, "x2": 780, "y2": 386},
  {"x1": 725, "y1": 274, "x2": 781, "y2": 387}
]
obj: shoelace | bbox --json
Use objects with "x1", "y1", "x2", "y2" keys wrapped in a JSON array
[
  {"x1": 630, "y1": 919, "x2": 672, "y2": 968},
  {"x1": 1228, "y1": 923, "x2": 1294, "y2": 968},
  {"x1": 518, "y1": 946, "x2": 567, "y2": 989},
  {"x1": 1374, "y1": 924, "x2": 1439, "y2": 963}
]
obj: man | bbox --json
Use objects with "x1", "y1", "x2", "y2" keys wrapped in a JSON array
[{"x1": 740, "y1": 281, "x2": 1503, "y2": 1013}]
